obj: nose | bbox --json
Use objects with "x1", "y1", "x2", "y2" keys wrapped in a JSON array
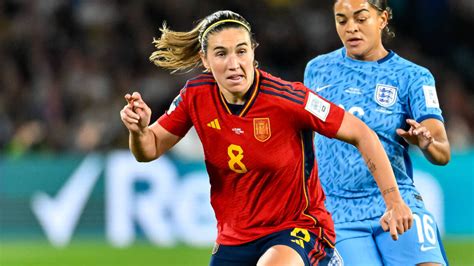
[
  {"x1": 345, "y1": 19, "x2": 358, "y2": 33},
  {"x1": 227, "y1": 54, "x2": 240, "y2": 70}
]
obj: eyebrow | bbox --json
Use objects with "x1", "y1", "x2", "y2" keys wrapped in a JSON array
[
  {"x1": 336, "y1": 8, "x2": 370, "y2": 17},
  {"x1": 212, "y1": 42, "x2": 249, "y2": 51}
]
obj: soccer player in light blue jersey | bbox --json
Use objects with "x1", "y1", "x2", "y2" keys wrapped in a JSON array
[{"x1": 304, "y1": 0, "x2": 451, "y2": 265}]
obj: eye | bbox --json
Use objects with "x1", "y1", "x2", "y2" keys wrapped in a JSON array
[
  {"x1": 336, "y1": 19, "x2": 347, "y2": 25},
  {"x1": 237, "y1": 48, "x2": 247, "y2": 55},
  {"x1": 357, "y1": 17, "x2": 367, "y2": 23},
  {"x1": 215, "y1": 51, "x2": 225, "y2": 57}
]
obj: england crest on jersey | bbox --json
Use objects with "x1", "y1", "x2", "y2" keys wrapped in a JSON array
[{"x1": 374, "y1": 84, "x2": 398, "y2": 107}]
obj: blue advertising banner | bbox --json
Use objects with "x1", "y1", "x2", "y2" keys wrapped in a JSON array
[{"x1": 1, "y1": 150, "x2": 473, "y2": 247}]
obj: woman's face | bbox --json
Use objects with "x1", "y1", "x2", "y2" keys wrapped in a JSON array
[
  {"x1": 334, "y1": 0, "x2": 388, "y2": 61},
  {"x1": 201, "y1": 27, "x2": 255, "y2": 103}
]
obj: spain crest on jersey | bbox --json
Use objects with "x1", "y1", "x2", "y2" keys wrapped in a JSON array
[
  {"x1": 253, "y1": 118, "x2": 271, "y2": 142},
  {"x1": 374, "y1": 84, "x2": 397, "y2": 108}
]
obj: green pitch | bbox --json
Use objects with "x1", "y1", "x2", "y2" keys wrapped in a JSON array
[
  {"x1": 0, "y1": 241, "x2": 211, "y2": 266},
  {"x1": 0, "y1": 239, "x2": 473, "y2": 266}
]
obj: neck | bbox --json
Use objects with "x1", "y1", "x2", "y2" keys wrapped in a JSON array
[
  {"x1": 221, "y1": 90, "x2": 248, "y2": 104},
  {"x1": 349, "y1": 44, "x2": 389, "y2": 62}
]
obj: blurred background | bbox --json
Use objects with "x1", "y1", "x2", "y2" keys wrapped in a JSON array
[{"x1": 0, "y1": 0, "x2": 473, "y2": 265}]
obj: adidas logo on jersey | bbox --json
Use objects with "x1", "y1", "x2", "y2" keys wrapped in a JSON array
[{"x1": 207, "y1": 119, "x2": 221, "y2": 130}]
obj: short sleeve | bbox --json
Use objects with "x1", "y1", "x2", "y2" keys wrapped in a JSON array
[
  {"x1": 408, "y1": 69, "x2": 444, "y2": 123},
  {"x1": 157, "y1": 89, "x2": 193, "y2": 137},
  {"x1": 293, "y1": 83, "x2": 345, "y2": 138}
]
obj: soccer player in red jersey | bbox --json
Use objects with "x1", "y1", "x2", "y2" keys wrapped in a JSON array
[{"x1": 120, "y1": 10, "x2": 412, "y2": 266}]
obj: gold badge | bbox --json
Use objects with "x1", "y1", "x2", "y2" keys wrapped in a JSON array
[{"x1": 253, "y1": 118, "x2": 271, "y2": 142}]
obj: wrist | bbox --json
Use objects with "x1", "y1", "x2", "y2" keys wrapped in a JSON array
[
  {"x1": 420, "y1": 137, "x2": 435, "y2": 151},
  {"x1": 381, "y1": 186, "x2": 404, "y2": 207},
  {"x1": 131, "y1": 127, "x2": 150, "y2": 138}
]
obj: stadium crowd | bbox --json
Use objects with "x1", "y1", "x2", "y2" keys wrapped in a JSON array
[{"x1": 1, "y1": 0, "x2": 473, "y2": 156}]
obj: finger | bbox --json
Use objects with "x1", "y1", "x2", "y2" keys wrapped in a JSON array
[
  {"x1": 125, "y1": 94, "x2": 136, "y2": 108},
  {"x1": 403, "y1": 217, "x2": 410, "y2": 232},
  {"x1": 135, "y1": 107, "x2": 146, "y2": 117},
  {"x1": 396, "y1": 128, "x2": 407, "y2": 136},
  {"x1": 389, "y1": 220, "x2": 399, "y2": 240},
  {"x1": 123, "y1": 107, "x2": 140, "y2": 120},
  {"x1": 406, "y1": 119, "x2": 419, "y2": 128},
  {"x1": 131, "y1": 91, "x2": 142, "y2": 101},
  {"x1": 413, "y1": 126, "x2": 428, "y2": 136},
  {"x1": 123, "y1": 115, "x2": 139, "y2": 124},
  {"x1": 133, "y1": 100, "x2": 146, "y2": 110},
  {"x1": 380, "y1": 217, "x2": 390, "y2": 232},
  {"x1": 408, "y1": 215, "x2": 413, "y2": 229},
  {"x1": 120, "y1": 109, "x2": 138, "y2": 124},
  {"x1": 121, "y1": 109, "x2": 139, "y2": 123},
  {"x1": 422, "y1": 131, "x2": 432, "y2": 139},
  {"x1": 396, "y1": 219, "x2": 404, "y2": 234}
]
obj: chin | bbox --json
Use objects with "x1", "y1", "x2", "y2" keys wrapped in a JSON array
[
  {"x1": 227, "y1": 83, "x2": 249, "y2": 93},
  {"x1": 346, "y1": 48, "x2": 366, "y2": 60}
]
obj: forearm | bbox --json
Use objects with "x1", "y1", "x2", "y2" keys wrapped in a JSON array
[
  {"x1": 356, "y1": 130, "x2": 404, "y2": 207},
  {"x1": 129, "y1": 127, "x2": 159, "y2": 162},
  {"x1": 420, "y1": 139, "x2": 450, "y2": 165}
]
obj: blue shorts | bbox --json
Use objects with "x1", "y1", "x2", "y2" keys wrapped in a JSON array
[
  {"x1": 335, "y1": 208, "x2": 448, "y2": 265},
  {"x1": 209, "y1": 228, "x2": 343, "y2": 266}
]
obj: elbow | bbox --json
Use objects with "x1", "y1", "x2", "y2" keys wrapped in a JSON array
[
  {"x1": 356, "y1": 126, "x2": 379, "y2": 146},
  {"x1": 132, "y1": 152, "x2": 160, "y2": 163},
  {"x1": 135, "y1": 156, "x2": 153, "y2": 163},
  {"x1": 349, "y1": 120, "x2": 379, "y2": 148},
  {"x1": 434, "y1": 152, "x2": 451, "y2": 166},
  {"x1": 429, "y1": 142, "x2": 451, "y2": 166},
  {"x1": 437, "y1": 159, "x2": 449, "y2": 166}
]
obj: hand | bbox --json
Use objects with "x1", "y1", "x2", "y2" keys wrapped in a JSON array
[
  {"x1": 379, "y1": 201, "x2": 413, "y2": 240},
  {"x1": 120, "y1": 92, "x2": 152, "y2": 134},
  {"x1": 396, "y1": 119, "x2": 434, "y2": 150}
]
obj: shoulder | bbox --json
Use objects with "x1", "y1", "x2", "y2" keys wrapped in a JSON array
[
  {"x1": 181, "y1": 73, "x2": 216, "y2": 95},
  {"x1": 184, "y1": 73, "x2": 216, "y2": 88},
  {"x1": 259, "y1": 69, "x2": 308, "y2": 106},
  {"x1": 389, "y1": 53, "x2": 434, "y2": 79}
]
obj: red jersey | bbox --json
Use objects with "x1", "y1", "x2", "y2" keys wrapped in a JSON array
[{"x1": 158, "y1": 69, "x2": 344, "y2": 246}]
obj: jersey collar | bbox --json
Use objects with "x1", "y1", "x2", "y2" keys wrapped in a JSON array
[
  {"x1": 218, "y1": 69, "x2": 260, "y2": 117},
  {"x1": 341, "y1": 47, "x2": 395, "y2": 65}
]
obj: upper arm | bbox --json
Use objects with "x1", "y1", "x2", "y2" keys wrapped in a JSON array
[
  {"x1": 294, "y1": 86, "x2": 345, "y2": 137},
  {"x1": 408, "y1": 69, "x2": 443, "y2": 122},
  {"x1": 334, "y1": 111, "x2": 373, "y2": 145}
]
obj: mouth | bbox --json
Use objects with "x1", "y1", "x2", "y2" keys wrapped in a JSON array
[
  {"x1": 227, "y1": 74, "x2": 245, "y2": 83},
  {"x1": 346, "y1": 37, "x2": 363, "y2": 47}
]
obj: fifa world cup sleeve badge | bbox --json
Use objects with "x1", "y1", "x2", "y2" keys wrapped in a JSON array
[{"x1": 253, "y1": 118, "x2": 271, "y2": 142}]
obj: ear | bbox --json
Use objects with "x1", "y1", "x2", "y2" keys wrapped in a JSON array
[
  {"x1": 379, "y1": 10, "x2": 389, "y2": 29},
  {"x1": 200, "y1": 51, "x2": 209, "y2": 70}
]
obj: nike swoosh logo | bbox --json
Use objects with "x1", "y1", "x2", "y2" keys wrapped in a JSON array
[
  {"x1": 31, "y1": 154, "x2": 102, "y2": 246},
  {"x1": 315, "y1": 85, "x2": 331, "y2": 92},
  {"x1": 420, "y1": 245, "x2": 436, "y2": 252}
]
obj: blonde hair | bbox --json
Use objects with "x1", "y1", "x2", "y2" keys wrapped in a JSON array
[
  {"x1": 149, "y1": 10, "x2": 254, "y2": 73},
  {"x1": 149, "y1": 21, "x2": 204, "y2": 73}
]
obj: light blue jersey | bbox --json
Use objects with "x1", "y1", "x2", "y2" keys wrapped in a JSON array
[{"x1": 304, "y1": 48, "x2": 444, "y2": 224}]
